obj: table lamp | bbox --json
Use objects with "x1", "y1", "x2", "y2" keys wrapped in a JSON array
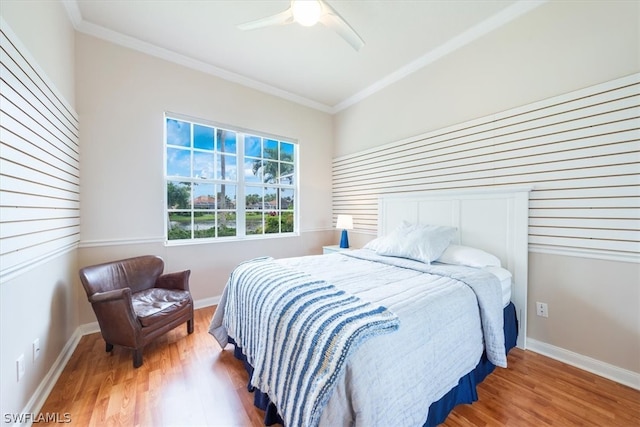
[{"x1": 336, "y1": 214, "x2": 353, "y2": 249}]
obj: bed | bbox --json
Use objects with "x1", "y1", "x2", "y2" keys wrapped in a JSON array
[{"x1": 210, "y1": 187, "x2": 530, "y2": 426}]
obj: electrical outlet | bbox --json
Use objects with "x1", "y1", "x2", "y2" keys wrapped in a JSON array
[
  {"x1": 16, "y1": 354, "x2": 25, "y2": 382},
  {"x1": 33, "y1": 338, "x2": 40, "y2": 362},
  {"x1": 536, "y1": 302, "x2": 549, "y2": 318}
]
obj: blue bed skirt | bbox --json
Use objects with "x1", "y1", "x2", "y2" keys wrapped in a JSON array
[{"x1": 230, "y1": 301, "x2": 518, "y2": 426}]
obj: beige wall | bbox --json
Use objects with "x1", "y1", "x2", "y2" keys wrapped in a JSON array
[
  {"x1": 75, "y1": 33, "x2": 335, "y2": 324},
  {"x1": 529, "y1": 252, "x2": 640, "y2": 372},
  {"x1": 334, "y1": 0, "x2": 640, "y2": 375},
  {"x1": 0, "y1": 0, "x2": 75, "y2": 104},
  {"x1": 334, "y1": 0, "x2": 639, "y2": 157},
  {"x1": 0, "y1": 0, "x2": 77, "y2": 417}
]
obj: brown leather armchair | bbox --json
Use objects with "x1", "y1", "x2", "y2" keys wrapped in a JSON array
[{"x1": 79, "y1": 255, "x2": 194, "y2": 368}]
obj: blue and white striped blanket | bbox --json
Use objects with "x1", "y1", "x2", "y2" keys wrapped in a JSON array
[{"x1": 215, "y1": 257, "x2": 399, "y2": 427}]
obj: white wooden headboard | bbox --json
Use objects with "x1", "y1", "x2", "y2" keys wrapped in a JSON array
[{"x1": 378, "y1": 186, "x2": 531, "y2": 349}]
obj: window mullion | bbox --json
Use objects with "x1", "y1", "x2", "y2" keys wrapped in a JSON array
[
  {"x1": 190, "y1": 124, "x2": 195, "y2": 239},
  {"x1": 237, "y1": 134, "x2": 246, "y2": 238}
]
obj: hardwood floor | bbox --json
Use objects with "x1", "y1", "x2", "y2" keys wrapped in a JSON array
[{"x1": 39, "y1": 306, "x2": 640, "y2": 426}]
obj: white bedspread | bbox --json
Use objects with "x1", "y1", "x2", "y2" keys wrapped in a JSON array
[{"x1": 210, "y1": 249, "x2": 506, "y2": 427}]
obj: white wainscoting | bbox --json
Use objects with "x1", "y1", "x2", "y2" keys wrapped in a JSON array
[
  {"x1": 333, "y1": 74, "x2": 639, "y2": 263},
  {"x1": 1, "y1": 23, "x2": 80, "y2": 281}
]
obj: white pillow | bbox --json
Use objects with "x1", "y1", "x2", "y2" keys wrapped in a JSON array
[
  {"x1": 436, "y1": 244, "x2": 501, "y2": 268},
  {"x1": 363, "y1": 236, "x2": 385, "y2": 252},
  {"x1": 364, "y1": 222, "x2": 457, "y2": 264}
]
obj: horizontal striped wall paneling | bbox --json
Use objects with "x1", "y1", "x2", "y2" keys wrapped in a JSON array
[
  {"x1": 0, "y1": 25, "x2": 80, "y2": 280},
  {"x1": 333, "y1": 74, "x2": 639, "y2": 263}
]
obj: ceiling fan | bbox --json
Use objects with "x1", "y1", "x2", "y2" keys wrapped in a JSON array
[{"x1": 237, "y1": 0, "x2": 365, "y2": 51}]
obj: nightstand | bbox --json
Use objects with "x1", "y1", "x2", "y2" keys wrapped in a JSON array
[{"x1": 322, "y1": 245, "x2": 352, "y2": 254}]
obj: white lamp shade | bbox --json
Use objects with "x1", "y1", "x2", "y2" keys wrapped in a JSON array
[{"x1": 336, "y1": 214, "x2": 353, "y2": 230}]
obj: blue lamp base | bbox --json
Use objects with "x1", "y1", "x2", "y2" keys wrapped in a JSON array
[{"x1": 339, "y1": 229, "x2": 349, "y2": 248}]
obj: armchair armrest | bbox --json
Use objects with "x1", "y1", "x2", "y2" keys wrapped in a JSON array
[
  {"x1": 88, "y1": 288, "x2": 141, "y2": 347},
  {"x1": 155, "y1": 270, "x2": 191, "y2": 291},
  {"x1": 89, "y1": 288, "x2": 131, "y2": 304}
]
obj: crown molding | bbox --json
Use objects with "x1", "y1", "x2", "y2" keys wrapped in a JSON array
[
  {"x1": 62, "y1": 0, "x2": 547, "y2": 115},
  {"x1": 61, "y1": 1, "x2": 333, "y2": 113},
  {"x1": 332, "y1": 0, "x2": 548, "y2": 113}
]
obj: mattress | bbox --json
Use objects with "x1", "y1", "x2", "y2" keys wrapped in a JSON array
[{"x1": 484, "y1": 265, "x2": 512, "y2": 307}]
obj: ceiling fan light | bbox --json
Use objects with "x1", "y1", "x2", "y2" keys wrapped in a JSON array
[{"x1": 292, "y1": 0, "x2": 322, "y2": 27}]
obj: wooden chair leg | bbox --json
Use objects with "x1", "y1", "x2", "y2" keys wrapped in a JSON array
[
  {"x1": 133, "y1": 349, "x2": 143, "y2": 368},
  {"x1": 106, "y1": 343, "x2": 114, "y2": 352},
  {"x1": 187, "y1": 319, "x2": 194, "y2": 334}
]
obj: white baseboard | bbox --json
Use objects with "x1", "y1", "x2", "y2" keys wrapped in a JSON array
[
  {"x1": 526, "y1": 338, "x2": 640, "y2": 391},
  {"x1": 79, "y1": 321, "x2": 100, "y2": 335},
  {"x1": 194, "y1": 295, "x2": 220, "y2": 309},
  {"x1": 18, "y1": 329, "x2": 83, "y2": 427},
  {"x1": 24, "y1": 295, "x2": 222, "y2": 424}
]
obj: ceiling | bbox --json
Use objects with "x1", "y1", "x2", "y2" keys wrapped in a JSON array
[{"x1": 64, "y1": 0, "x2": 544, "y2": 113}]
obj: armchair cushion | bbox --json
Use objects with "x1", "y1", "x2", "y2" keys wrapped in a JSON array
[{"x1": 132, "y1": 288, "x2": 192, "y2": 327}]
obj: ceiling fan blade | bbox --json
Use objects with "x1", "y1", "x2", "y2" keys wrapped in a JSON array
[
  {"x1": 237, "y1": 8, "x2": 294, "y2": 31},
  {"x1": 319, "y1": 2, "x2": 364, "y2": 51}
]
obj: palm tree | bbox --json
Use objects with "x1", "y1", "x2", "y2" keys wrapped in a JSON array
[
  {"x1": 252, "y1": 146, "x2": 294, "y2": 232},
  {"x1": 252, "y1": 147, "x2": 293, "y2": 184}
]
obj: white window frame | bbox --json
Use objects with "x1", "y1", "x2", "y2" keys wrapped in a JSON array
[{"x1": 164, "y1": 113, "x2": 299, "y2": 245}]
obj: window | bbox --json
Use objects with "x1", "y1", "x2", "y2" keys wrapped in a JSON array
[{"x1": 165, "y1": 115, "x2": 297, "y2": 242}]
